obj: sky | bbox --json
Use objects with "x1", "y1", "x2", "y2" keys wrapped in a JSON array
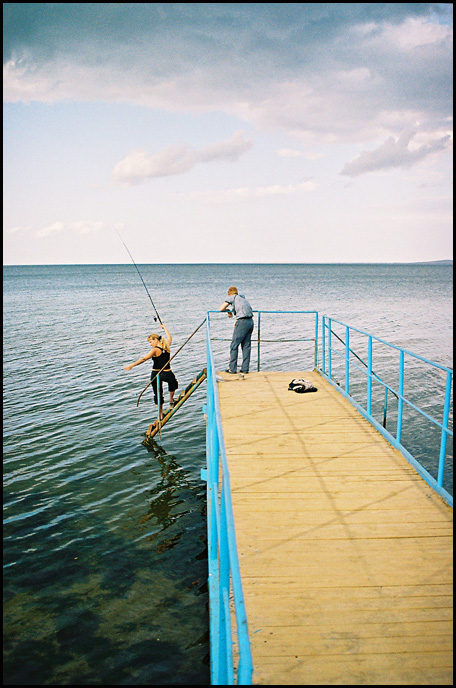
[{"x1": 3, "y1": 3, "x2": 453, "y2": 264}]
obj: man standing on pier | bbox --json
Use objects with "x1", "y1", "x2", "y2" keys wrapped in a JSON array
[{"x1": 219, "y1": 286, "x2": 254, "y2": 374}]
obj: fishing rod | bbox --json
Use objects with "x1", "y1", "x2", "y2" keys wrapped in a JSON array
[
  {"x1": 137, "y1": 318, "x2": 207, "y2": 406},
  {"x1": 116, "y1": 229, "x2": 162, "y2": 324}
]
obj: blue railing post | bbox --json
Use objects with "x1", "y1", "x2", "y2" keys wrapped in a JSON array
[
  {"x1": 220, "y1": 486, "x2": 233, "y2": 684},
  {"x1": 383, "y1": 387, "x2": 388, "y2": 428},
  {"x1": 218, "y1": 486, "x2": 230, "y2": 684},
  {"x1": 314, "y1": 312, "x2": 319, "y2": 369},
  {"x1": 205, "y1": 361, "x2": 221, "y2": 683},
  {"x1": 367, "y1": 336, "x2": 373, "y2": 415},
  {"x1": 345, "y1": 325, "x2": 350, "y2": 394},
  {"x1": 397, "y1": 351, "x2": 404, "y2": 444},
  {"x1": 328, "y1": 319, "x2": 332, "y2": 380},
  {"x1": 257, "y1": 311, "x2": 261, "y2": 372},
  {"x1": 322, "y1": 316, "x2": 326, "y2": 375},
  {"x1": 438, "y1": 370, "x2": 453, "y2": 487}
]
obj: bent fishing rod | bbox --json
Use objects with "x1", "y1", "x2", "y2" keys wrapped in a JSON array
[{"x1": 116, "y1": 229, "x2": 162, "y2": 324}]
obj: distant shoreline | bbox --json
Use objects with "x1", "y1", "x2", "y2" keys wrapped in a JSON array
[
  {"x1": 3, "y1": 259, "x2": 453, "y2": 267},
  {"x1": 411, "y1": 259, "x2": 453, "y2": 265}
]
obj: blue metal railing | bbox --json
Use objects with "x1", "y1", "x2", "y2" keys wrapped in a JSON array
[
  {"x1": 208, "y1": 310, "x2": 319, "y2": 371},
  {"x1": 321, "y1": 315, "x2": 453, "y2": 507},
  {"x1": 205, "y1": 310, "x2": 453, "y2": 683},
  {"x1": 204, "y1": 316, "x2": 253, "y2": 685}
]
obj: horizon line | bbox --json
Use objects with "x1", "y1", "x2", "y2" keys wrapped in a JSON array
[{"x1": 3, "y1": 259, "x2": 453, "y2": 267}]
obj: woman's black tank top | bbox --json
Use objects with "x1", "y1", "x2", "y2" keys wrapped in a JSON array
[{"x1": 153, "y1": 346, "x2": 171, "y2": 370}]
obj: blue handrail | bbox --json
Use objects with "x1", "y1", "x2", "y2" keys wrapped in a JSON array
[
  {"x1": 205, "y1": 309, "x2": 453, "y2": 683},
  {"x1": 208, "y1": 309, "x2": 319, "y2": 372},
  {"x1": 321, "y1": 315, "x2": 453, "y2": 507},
  {"x1": 205, "y1": 316, "x2": 253, "y2": 685},
  {"x1": 207, "y1": 309, "x2": 452, "y2": 506}
]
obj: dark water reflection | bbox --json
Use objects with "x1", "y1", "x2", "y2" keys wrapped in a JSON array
[{"x1": 4, "y1": 439, "x2": 209, "y2": 686}]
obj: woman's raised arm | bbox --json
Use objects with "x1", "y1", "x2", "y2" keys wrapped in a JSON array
[{"x1": 160, "y1": 323, "x2": 172, "y2": 346}]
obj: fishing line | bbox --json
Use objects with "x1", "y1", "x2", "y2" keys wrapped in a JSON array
[{"x1": 116, "y1": 229, "x2": 162, "y2": 323}]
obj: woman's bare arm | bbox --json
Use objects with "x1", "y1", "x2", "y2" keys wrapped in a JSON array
[
  {"x1": 161, "y1": 323, "x2": 172, "y2": 346},
  {"x1": 124, "y1": 349, "x2": 154, "y2": 371}
]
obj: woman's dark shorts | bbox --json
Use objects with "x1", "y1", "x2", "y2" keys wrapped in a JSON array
[{"x1": 151, "y1": 370, "x2": 178, "y2": 404}]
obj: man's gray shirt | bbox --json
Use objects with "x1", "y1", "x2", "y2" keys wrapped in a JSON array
[{"x1": 225, "y1": 294, "x2": 253, "y2": 320}]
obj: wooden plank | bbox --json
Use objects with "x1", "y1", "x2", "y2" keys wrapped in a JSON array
[
  {"x1": 251, "y1": 654, "x2": 453, "y2": 686},
  {"x1": 233, "y1": 522, "x2": 452, "y2": 540},
  {"x1": 229, "y1": 491, "x2": 448, "y2": 512},
  {"x1": 247, "y1": 629, "x2": 453, "y2": 656},
  {"x1": 231, "y1": 507, "x2": 451, "y2": 525},
  {"x1": 218, "y1": 370, "x2": 453, "y2": 685}
]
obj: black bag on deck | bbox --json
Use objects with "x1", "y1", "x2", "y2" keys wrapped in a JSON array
[{"x1": 288, "y1": 378, "x2": 318, "y2": 393}]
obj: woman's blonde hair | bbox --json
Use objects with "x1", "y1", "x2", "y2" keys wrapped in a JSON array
[
  {"x1": 228, "y1": 286, "x2": 238, "y2": 295},
  {"x1": 148, "y1": 334, "x2": 170, "y2": 352}
]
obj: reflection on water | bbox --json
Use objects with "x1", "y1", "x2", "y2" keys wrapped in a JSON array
[{"x1": 4, "y1": 438, "x2": 209, "y2": 686}]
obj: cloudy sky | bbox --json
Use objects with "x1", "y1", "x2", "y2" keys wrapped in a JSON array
[{"x1": 3, "y1": 3, "x2": 453, "y2": 264}]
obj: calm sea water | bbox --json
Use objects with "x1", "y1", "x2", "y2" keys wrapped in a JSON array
[{"x1": 3, "y1": 263, "x2": 453, "y2": 685}]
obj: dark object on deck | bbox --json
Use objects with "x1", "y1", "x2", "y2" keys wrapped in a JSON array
[{"x1": 288, "y1": 378, "x2": 318, "y2": 393}]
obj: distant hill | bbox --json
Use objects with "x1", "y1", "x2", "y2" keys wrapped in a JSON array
[{"x1": 414, "y1": 259, "x2": 453, "y2": 265}]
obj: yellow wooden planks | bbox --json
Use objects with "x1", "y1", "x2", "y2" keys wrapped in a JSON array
[{"x1": 218, "y1": 370, "x2": 453, "y2": 686}]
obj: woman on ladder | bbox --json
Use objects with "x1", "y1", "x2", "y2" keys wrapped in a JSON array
[{"x1": 125, "y1": 323, "x2": 178, "y2": 417}]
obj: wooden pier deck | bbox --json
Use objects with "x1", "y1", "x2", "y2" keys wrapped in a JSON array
[{"x1": 217, "y1": 370, "x2": 453, "y2": 686}]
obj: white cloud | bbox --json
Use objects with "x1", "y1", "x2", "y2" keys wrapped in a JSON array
[
  {"x1": 277, "y1": 148, "x2": 303, "y2": 158},
  {"x1": 34, "y1": 220, "x2": 117, "y2": 238},
  {"x1": 3, "y1": 7, "x2": 452, "y2": 148},
  {"x1": 185, "y1": 178, "x2": 317, "y2": 203},
  {"x1": 112, "y1": 131, "x2": 253, "y2": 186},
  {"x1": 198, "y1": 131, "x2": 253, "y2": 163},
  {"x1": 277, "y1": 148, "x2": 324, "y2": 160},
  {"x1": 70, "y1": 220, "x2": 107, "y2": 234},
  {"x1": 6, "y1": 225, "x2": 32, "y2": 235},
  {"x1": 341, "y1": 129, "x2": 451, "y2": 177},
  {"x1": 382, "y1": 16, "x2": 453, "y2": 51},
  {"x1": 112, "y1": 144, "x2": 196, "y2": 185},
  {"x1": 36, "y1": 221, "x2": 66, "y2": 238}
]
